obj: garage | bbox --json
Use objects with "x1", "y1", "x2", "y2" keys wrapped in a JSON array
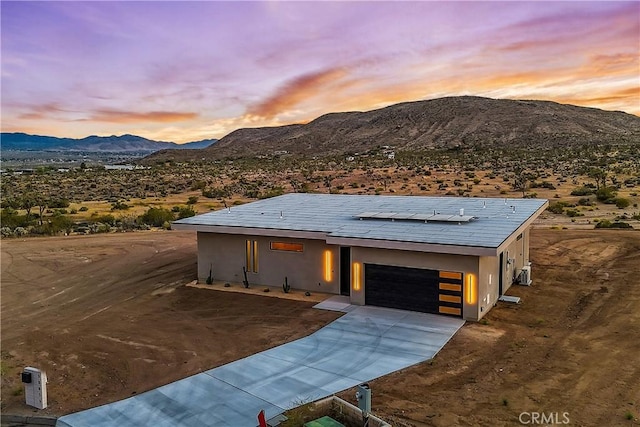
[{"x1": 364, "y1": 264, "x2": 463, "y2": 317}]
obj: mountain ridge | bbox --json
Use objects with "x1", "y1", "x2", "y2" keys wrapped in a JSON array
[
  {"x1": 143, "y1": 96, "x2": 640, "y2": 162},
  {"x1": 0, "y1": 133, "x2": 217, "y2": 152}
]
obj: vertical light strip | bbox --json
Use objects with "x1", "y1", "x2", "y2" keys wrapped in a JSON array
[
  {"x1": 352, "y1": 262, "x2": 361, "y2": 291},
  {"x1": 245, "y1": 240, "x2": 251, "y2": 270},
  {"x1": 252, "y1": 240, "x2": 259, "y2": 273},
  {"x1": 323, "y1": 250, "x2": 332, "y2": 282},
  {"x1": 466, "y1": 273, "x2": 477, "y2": 305}
]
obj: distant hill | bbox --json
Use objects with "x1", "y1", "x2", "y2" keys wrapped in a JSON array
[
  {"x1": 0, "y1": 133, "x2": 217, "y2": 152},
  {"x1": 143, "y1": 96, "x2": 640, "y2": 162}
]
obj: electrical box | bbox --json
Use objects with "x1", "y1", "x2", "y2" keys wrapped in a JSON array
[
  {"x1": 22, "y1": 367, "x2": 47, "y2": 409},
  {"x1": 355, "y1": 383, "x2": 371, "y2": 415}
]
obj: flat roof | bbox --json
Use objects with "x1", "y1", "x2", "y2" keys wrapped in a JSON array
[{"x1": 173, "y1": 194, "x2": 548, "y2": 255}]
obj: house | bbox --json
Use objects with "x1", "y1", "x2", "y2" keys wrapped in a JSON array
[{"x1": 172, "y1": 194, "x2": 548, "y2": 321}]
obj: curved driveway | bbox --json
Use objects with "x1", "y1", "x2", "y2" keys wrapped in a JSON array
[{"x1": 58, "y1": 304, "x2": 464, "y2": 427}]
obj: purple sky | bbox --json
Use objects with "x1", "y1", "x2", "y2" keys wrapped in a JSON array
[{"x1": 1, "y1": 1, "x2": 638, "y2": 143}]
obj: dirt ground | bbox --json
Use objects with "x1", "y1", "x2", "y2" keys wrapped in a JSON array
[
  {"x1": 0, "y1": 231, "x2": 341, "y2": 417},
  {"x1": 2, "y1": 229, "x2": 639, "y2": 426}
]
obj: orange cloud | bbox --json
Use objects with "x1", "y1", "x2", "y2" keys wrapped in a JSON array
[
  {"x1": 89, "y1": 110, "x2": 198, "y2": 123},
  {"x1": 18, "y1": 102, "x2": 66, "y2": 120},
  {"x1": 247, "y1": 67, "x2": 348, "y2": 119}
]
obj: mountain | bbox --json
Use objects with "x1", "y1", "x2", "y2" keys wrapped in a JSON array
[
  {"x1": 143, "y1": 96, "x2": 640, "y2": 162},
  {"x1": 0, "y1": 133, "x2": 217, "y2": 152}
]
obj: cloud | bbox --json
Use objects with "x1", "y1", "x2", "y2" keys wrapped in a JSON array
[
  {"x1": 88, "y1": 109, "x2": 198, "y2": 124},
  {"x1": 247, "y1": 67, "x2": 348, "y2": 119},
  {"x1": 17, "y1": 103, "x2": 68, "y2": 120}
]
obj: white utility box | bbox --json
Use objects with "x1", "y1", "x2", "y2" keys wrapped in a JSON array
[{"x1": 22, "y1": 367, "x2": 47, "y2": 409}]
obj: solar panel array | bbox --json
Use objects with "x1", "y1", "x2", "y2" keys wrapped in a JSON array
[{"x1": 356, "y1": 212, "x2": 477, "y2": 223}]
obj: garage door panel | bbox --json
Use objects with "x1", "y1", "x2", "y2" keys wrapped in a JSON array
[{"x1": 365, "y1": 263, "x2": 462, "y2": 317}]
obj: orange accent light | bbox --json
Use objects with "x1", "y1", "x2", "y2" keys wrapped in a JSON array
[
  {"x1": 323, "y1": 250, "x2": 333, "y2": 282},
  {"x1": 352, "y1": 262, "x2": 362, "y2": 291},
  {"x1": 466, "y1": 273, "x2": 477, "y2": 305}
]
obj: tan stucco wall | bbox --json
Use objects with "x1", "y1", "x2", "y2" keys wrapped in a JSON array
[
  {"x1": 196, "y1": 228, "x2": 534, "y2": 322},
  {"x1": 478, "y1": 256, "x2": 500, "y2": 319},
  {"x1": 197, "y1": 232, "x2": 339, "y2": 294},
  {"x1": 500, "y1": 228, "x2": 531, "y2": 293}
]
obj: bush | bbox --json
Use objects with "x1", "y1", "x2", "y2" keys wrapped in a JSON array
[
  {"x1": 93, "y1": 214, "x2": 116, "y2": 226},
  {"x1": 79, "y1": 206, "x2": 89, "y2": 212},
  {"x1": 187, "y1": 196, "x2": 199, "y2": 205},
  {"x1": 547, "y1": 201, "x2": 567, "y2": 214},
  {"x1": 565, "y1": 209, "x2": 583, "y2": 217},
  {"x1": 615, "y1": 198, "x2": 630, "y2": 209},
  {"x1": 596, "y1": 187, "x2": 617, "y2": 202},
  {"x1": 139, "y1": 207, "x2": 175, "y2": 227},
  {"x1": 49, "y1": 199, "x2": 70, "y2": 208},
  {"x1": 595, "y1": 220, "x2": 633, "y2": 229},
  {"x1": 570, "y1": 187, "x2": 594, "y2": 196},
  {"x1": 111, "y1": 201, "x2": 130, "y2": 211},
  {"x1": 177, "y1": 206, "x2": 196, "y2": 219}
]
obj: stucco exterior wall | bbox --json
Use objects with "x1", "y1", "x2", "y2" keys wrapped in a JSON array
[
  {"x1": 500, "y1": 228, "x2": 531, "y2": 293},
  {"x1": 478, "y1": 255, "x2": 500, "y2": 319},
  {"x1": 196, "y1": 227, "x2": 533, "y2": 322},
  {"x1": 196, "y1": 232, "x2": 339, "y2": 294}
]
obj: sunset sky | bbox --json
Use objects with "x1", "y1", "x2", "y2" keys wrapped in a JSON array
[{"x1": 1, "y1": 1, "x2": 638, "y2": 143}]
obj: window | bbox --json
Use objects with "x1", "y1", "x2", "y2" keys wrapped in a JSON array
[
  {"x1": 245, "y1": 240, "x2": 258, "y2": 273},
  {"x1": 270, "y1": 242, "x2": 304, "y2": 252}
]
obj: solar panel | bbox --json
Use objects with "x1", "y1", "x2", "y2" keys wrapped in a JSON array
[{"x1": 355, "y1": 212, "x2": 476, "y2": 223}]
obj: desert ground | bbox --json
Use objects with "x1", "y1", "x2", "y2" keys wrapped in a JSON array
[{"x1": 1, "y1": 229, "x2": 639, "y2": 426}]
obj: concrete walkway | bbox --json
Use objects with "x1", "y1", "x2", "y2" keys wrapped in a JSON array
[{"x1": 57, "y1": 304, "x2": 464, "y2": 427}]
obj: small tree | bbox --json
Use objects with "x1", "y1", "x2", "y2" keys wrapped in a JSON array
[{"x1": 139, "y1": 207, "x2": 175, "y2": 227}]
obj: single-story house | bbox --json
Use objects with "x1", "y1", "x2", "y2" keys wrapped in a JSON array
[{"x1": 173, "y1": 194, "x2": 548, "y2": 321}]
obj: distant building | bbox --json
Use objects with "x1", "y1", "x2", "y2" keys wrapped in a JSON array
[{"x1": 174, "y1": 194, "x2": 547, "y2": 321}]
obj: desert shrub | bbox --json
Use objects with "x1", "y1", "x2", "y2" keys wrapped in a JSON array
[
  {"x1": 202, "y1": 187, "x2": 230, "y2": 198},
  {"x1": 577, "y1": 198, "x2": 593, "y2": 206},
  {"x1": 49, "y1": 198, "x2": 70, "y2": 208},
  {"x1": 79, "y1": 206, "x2": 88, "y2": 212},
  {"x1": 615, "y1": 197, "x2": 630, "y2": 209},
  {"x1": 92, "y1": 214, "x2": 116, "y2": 226},
  {"x1": 570, "y1": 187, "x2": 594, "y2": 196},
  {"x1": 596, "y1": 186, "x2": 617, "y2": 202},
  {"x1": 547, "y1": 201, "x2": 567, "y2": 214},
  {"x1": 595, "y1": 220, "x2": 632, "y2": 229},
  {"x1": 139, "y1": 207, "x2": 174, "y2": 227},
  {"x1": 1, "y1": 227, "x2": 13, "y2": 237},
  {"x1": 1, "y1": 210, "x2": 29, "y2": 228},
  {"x1": 187, "y1": 196, "x2": 199, "y2": 205},
  {"x1": 259, "y1": 186, "x2": 284, "y2": 199},
  {"x1": 171, "y1": 206, "x2": 181, "y2": 212},
  {"x1": 177, "y1": 206, "x2": 196, "y2": 219},
  {"x1": 111, "y1": 201, "x2": 130, "y2": 211},
  {"x1": 14, "y1": 227, "x2": 28, "y2": 236},
  {"x1": 565, "y1": 209, "x2": 583, "y2": 217}
]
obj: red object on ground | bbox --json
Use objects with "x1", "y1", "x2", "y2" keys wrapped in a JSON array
[{"x1": 258, "y1": 409, "x2": 267, "y2": 427}]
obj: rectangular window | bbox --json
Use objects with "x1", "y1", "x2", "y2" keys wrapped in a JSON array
[
  {"x1": 245, "y1": 240, "x2": 251, "y2": 270},
  {"x1": 270, "y1": 242, "x2": 304, "y2": 252},
  {"x1": 245, "y1": 240, "x2": 258, "y2": 273}
]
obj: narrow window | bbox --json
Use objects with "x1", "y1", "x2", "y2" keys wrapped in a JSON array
[
  {"x1": 270, "y1": 242, "x2": 304, "y2": 252},
  {"x1": 252, "y1": 240, "x2": 259, "y2": 273},
  {"x1": 245, "y1": 240, "x2": 251, "y2": 270}
]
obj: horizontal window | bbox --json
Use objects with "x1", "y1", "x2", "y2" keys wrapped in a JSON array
[{"x1": 270, "y1": 242, "x2": 304, "y2": 252}]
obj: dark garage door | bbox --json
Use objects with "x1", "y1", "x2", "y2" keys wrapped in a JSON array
[{"x1": 364, "y1": 264, "x2": 463, "y2": 317}]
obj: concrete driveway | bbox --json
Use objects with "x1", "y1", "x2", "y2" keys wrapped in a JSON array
[{"x1": 57, "y1": 303, "x2": 464, "y2": 427}]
